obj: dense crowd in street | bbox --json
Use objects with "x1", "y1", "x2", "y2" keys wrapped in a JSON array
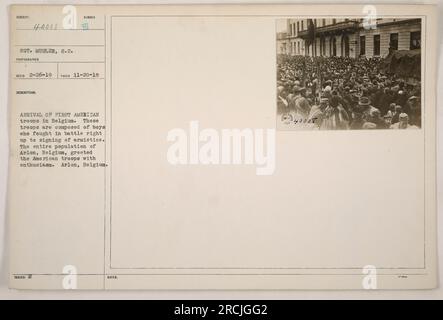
[{"x1": 277, "y1": 55, "x2": 421, "y2": 130}]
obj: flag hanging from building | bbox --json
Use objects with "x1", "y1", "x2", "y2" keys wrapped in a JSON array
[{"x1": 307, "y1": 19, "x2": 316, "y2": 46}]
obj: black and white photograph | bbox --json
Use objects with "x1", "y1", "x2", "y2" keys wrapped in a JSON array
[{"x1": 276, "y1": 18, "x2": 422, "y2": 130}]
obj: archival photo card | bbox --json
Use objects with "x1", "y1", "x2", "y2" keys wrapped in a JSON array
[{"x1": 7, "y1": 4, "x2": 437, "y2": 290}]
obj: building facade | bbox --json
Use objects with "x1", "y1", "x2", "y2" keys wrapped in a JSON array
[
  {"x1": 283, "y1": 18, "x2": 421, "y2": 58},
  {"x1": 276, "y1": 32, "x2": 288, "y2": 54}
]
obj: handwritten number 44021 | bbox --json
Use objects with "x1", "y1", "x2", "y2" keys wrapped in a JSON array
[{"x1": 33, "y1": 24, "x2": 58, "y2": 31}]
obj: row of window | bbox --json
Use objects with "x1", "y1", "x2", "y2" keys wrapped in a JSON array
[
  {"x1": 288, "y1": 38, "x2": 338, "y2": 56},
  {"x1": 290, "y1": 41, "x2": 303, "y2": 55},
  {"x1": 288, "y1": 19, "x2": 347, "y2": 36},
  {"x1": 288, "y1": 31, "x2": 421, "y2": 56},
  {"x1": 360, "y1": 31, "x2": 421, "y2": 56}
]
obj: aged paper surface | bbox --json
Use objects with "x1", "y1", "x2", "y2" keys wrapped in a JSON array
[{"x1": 8, "y1": 4, "x2": 437, "y2": 289}]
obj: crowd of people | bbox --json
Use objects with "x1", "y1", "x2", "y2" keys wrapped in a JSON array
[{"x1": 277, "y1": 55, "x2": 421, "y2": 130}]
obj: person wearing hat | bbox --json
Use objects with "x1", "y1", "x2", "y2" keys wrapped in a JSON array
[
  {"x1": 357, "y1": 96, "x2": 377, "y2": 122},
  {"x1": 390, "y1": 113, "x2": 418, "y2": 129},
  {"x1": 368, "y1": 108, "x2": 388, "y2": 129},
  {"x1": 349, "y1": 108, "x2": 366, "y2": 130},
  {"x1": 383, "y1": 114, "x2": 393, "y2": 127},
  {"x1": 277, "y1": 86, "x2": 289, "y2": 116},
  {"x1": 379, "y1": 87, "x2": 394, "y2": 114},
  {"x1": 391, "y1": 105, "x2": 403, "y2": 124},
  {"x1": 308, "y1": 97, "x2": 329, "y2": 129},
  {"x1": 321, "y1": 96, "x2": 349, "y2": 130},
  {"x1": 406, "y1": 96, "x2": 421, "y2": 127},
  {"x1": 386, "y1": 102, "x2": 397, "y2": 118},
  {"x1": 322, "y1": 85, "x2": 333, "y2": 101},
  {"x1": 395, "y1": 90, "x2": 408, "y2": 112},
  {"x1": 289, "y1": 85, "x2": 310, "y2": 120},
  {"x1": 370, "y1": 84, "x2": 383, "y2": 111},
  {"x1": 342, "y1": 88, "x2": 356, "y2": 114}
]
